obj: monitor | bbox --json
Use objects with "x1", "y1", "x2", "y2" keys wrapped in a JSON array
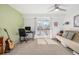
[{"x1": 25, "y1": 27, "x2": 31, "y2": 31}]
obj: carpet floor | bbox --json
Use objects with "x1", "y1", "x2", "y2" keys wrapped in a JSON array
[{"x1": 5, "y1": 39, "x2": 73, "y2": 55}]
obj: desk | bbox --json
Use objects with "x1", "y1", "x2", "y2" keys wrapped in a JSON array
[
  {"x1": 26, "y1": 31, "x2": 35, "y2": 39},
  {"x1": 26, "y1": 31, "x2": 34, "y2": 33}
]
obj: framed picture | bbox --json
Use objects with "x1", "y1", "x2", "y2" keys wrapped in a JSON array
[
  {"x1": 74, "y1": 15, "x2": 79, "y2": 27},
  {"x1": 54, "y1": 22, "x2": 58, "y2": 27}
]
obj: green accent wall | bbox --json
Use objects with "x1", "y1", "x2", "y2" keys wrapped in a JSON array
[{"x1": 0, "y1": 4, "x2": 24, "y2": 44}]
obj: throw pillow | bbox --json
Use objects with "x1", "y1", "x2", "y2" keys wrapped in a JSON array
[
  {"x1": 66, "y1": 32, "x2": 75, "y2": 40},
  {"x1": 62, "y1": 31, "x2": 69, "y2": 38},
  {"x1": 72, "y1": 32, "x2": 79, "y2": 43}
]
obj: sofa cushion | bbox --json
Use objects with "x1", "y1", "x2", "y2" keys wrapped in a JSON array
[
  {"x1": 62, "y1": 31, "x2": 69, "y2": 38},
  {"x1": 72, "y1": 32, "x2": 79, "y2": 43},
  {"x1": 66, "y1": 32, "x2": 75, "y2": 40}
]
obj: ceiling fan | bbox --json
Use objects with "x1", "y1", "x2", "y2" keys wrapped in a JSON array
[{"x1": 48, "y1": 4, "x2": 66, "y2": 12}]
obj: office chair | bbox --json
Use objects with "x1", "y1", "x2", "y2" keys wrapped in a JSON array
[{"x1": 18, "y1": 28, "x2": 27, "y2": 42}]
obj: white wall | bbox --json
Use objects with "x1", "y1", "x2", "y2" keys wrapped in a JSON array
[
  {"x1": 0, "y1": 5, "x2": 24, "y2": 44},
  {"x1": 23, "y1": 14, "x2": 65, "y2": 38},
  {"x1": 23, "y1": 14, "x2": 36, "y2": 31},
  {"x1": 63, "y1": 8, "x2": 79, "y2": 31},
  {"x1": 52, "y1": 17, "x2": 64, "y2": 37}
]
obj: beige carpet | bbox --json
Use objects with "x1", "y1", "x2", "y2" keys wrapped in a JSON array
[{"x1": 5, "y1": 39, "x2": 73, "y2": 55}]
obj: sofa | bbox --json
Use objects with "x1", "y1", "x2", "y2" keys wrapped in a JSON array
[{"x1": 56, "y1": 30, "x2": 79, "y2": 54}]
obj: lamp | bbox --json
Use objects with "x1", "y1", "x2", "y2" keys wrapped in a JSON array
[{"x1": 55, "y1": 9, "x2": 59, "y2": 11}]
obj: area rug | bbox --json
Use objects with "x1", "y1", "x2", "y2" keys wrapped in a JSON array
[
  {"x1": 37, "y1": 38, "x2": 58, "y2": 45},
  {"x1": 37, "y1": 39, "x2": 47, "y2": 44}
]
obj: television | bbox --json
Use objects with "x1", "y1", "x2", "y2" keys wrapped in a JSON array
[{"x1": 25, "y1": 27, "x2": 31, "y2": 31}]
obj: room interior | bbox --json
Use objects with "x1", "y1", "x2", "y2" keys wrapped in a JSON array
[{"x1": 0, "y1": 4, "x2": 79, "y2": 55}]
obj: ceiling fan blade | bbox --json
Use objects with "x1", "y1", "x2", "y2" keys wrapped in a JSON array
[
  {"x1": 48, "y1": 4, "x2": 66, "y2": 13},
  {"x1": 48, "y1": 9, "x2": 55, "y2": 12},
  {"x1": 58, "y1": 8, "x2": 66, "y2": 11}
]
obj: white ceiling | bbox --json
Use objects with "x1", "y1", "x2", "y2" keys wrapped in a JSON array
[{"x1": 9, "y1": 4, "x2": 79, "y2": 14}]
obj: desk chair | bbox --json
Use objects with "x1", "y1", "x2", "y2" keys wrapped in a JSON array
[{"x1": 18, "y1": 28, "x2": 27, "y2": 42}]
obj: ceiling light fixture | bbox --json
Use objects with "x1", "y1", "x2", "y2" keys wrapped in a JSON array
[
  {"x1": 55, "y1": 9, "x2": 59, "y2": 11},
  {"x1": 48, "y1": 4, "x2": 66, "y2": 12}
]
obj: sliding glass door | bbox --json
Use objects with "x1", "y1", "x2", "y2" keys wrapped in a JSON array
[{"x1": 35, "y1": 17, "x2": 51, "y2": 38}]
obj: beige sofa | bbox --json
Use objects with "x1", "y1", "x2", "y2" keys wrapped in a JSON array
[{"x1": 56, "y1": 31, "x2": 79, "y2": 54}]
